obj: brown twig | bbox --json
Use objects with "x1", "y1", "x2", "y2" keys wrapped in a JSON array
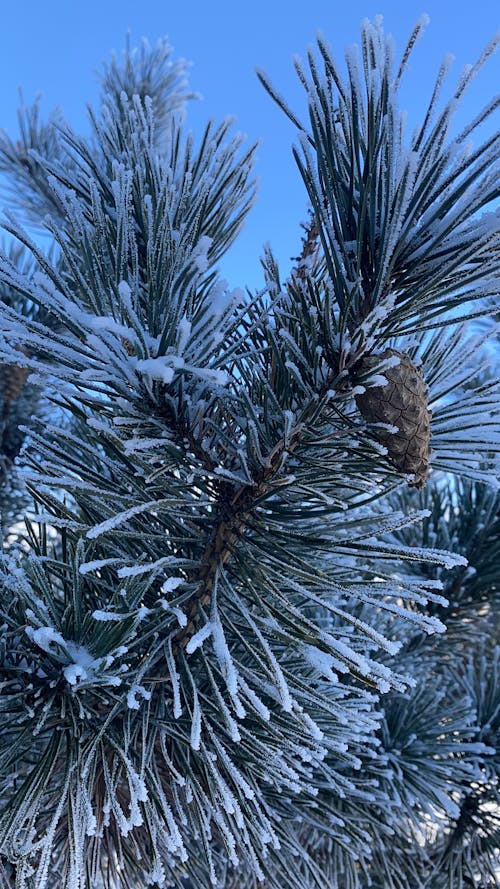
[
  {"x1": 170, "y1": 216, "x2": 327, "y2": 652},
  {"x1": 291, "y1": 215, "x2": 320, "y2": 282}
]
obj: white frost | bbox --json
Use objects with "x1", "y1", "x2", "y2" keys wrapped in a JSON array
[
  {"x1": 91, "y1": 610, "x2": 126, "y2": 621},
  {"x1": 127, "y1": 684, "x2": 152, "y2": 710},
  {"x1": 133, "y1": 357, "x2": 176, "y2": 384},
  {"x1": 303, "y1": 645, "x2": 339, "y2": 683},
  {"x1": 161, "y1": 577, "x2": 184, "y2": 593},
  {"x1": 79, "y1": 558, "x2": 122, "y2": 575},
  {"x1": 25, "y1": 626, "x2": 65, "y2": 653},
  {"x1": 185, "y1": 621, "x2": 213, "y2": 655},
  {"x1": 87, "y1": 499, "x2": 161, "y2": 539}
]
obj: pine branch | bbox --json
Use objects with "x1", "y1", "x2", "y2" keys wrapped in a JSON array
[
  {"x1": 261, "y1": 20, "x2": 500, "y2": 339},
  {"x1": 171, "y1": 236, "x2": 339, "y2": 652},
  {"x1": 0, "y1": 20, "x2": 498, "y2": 889}
]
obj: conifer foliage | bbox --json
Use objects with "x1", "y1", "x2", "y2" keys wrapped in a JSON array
[{"x1": 0, "y1": 17, "x2": 499, "y2": 889}]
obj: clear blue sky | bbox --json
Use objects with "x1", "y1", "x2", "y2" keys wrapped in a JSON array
[{"x1": 0, "y1": 0, "x2": 498, "y2": 290}]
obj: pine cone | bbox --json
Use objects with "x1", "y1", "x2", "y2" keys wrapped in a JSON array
[
  {"x1": 0, "y1": 363, "x2": 30, "y2": 407},
  {"x1": 353, "y1": 348, "x2": 431, "y2": 488}
]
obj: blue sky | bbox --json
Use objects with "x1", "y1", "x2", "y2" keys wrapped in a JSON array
[{"x1": 0, "y1": 0, "x2": 498, "y2": 290}]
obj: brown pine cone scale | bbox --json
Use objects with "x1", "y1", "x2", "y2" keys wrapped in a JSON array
[
  {"x1": 0, "y1": 363, "x2": 30, "y2": 406},
  {"x1": 353, "y1": 348, "x2": 431, "y2": 488}
]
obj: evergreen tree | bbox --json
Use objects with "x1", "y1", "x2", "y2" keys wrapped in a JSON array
[{"x1": 0, "y1": 17, "x2": 498, "y2": 888}]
